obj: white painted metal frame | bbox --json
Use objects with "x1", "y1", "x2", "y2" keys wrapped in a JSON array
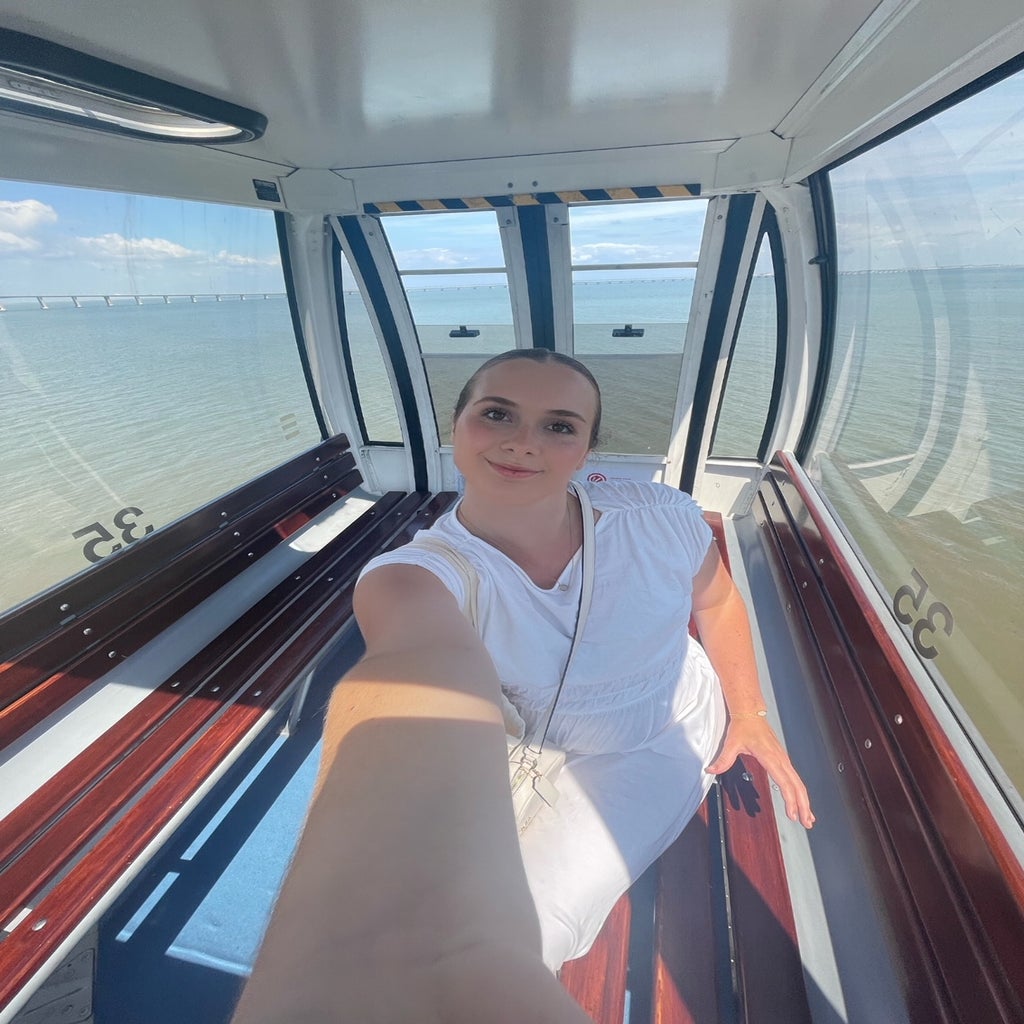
[{"x1": 327, "y1": 215, "x2": 442, "y2": 493}]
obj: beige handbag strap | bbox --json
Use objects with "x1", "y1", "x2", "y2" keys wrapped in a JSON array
[{"x1": 407, "y1": 482, "x2": 596, "y2": 754}]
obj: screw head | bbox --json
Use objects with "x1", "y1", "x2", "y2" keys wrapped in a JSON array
[{"x1": 894, "y1": 714, "x2": 904, "y2": 725}]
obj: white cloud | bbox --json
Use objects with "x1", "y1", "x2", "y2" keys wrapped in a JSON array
[
  {"x1": 395, "y1": 246, "x2": 472, "y2": 268},
  {"x1": 73, "y1": 233, "x2": 200, "y2": 261},
  {"x1": 0, "y1": 199, "x2": 58, "y2": 254},
  {"x1": 0, "y1": 199, "x2": 57, "y2": 233},
  {"x1": 215, "y1": 249, "x2": 281, "y2": 267},
  {"x1": 0, "y1": 230, "x2": 40, "y2": 253},
  {"x1": 571, "y1": 241, "x2": 684, "y2": 263}
]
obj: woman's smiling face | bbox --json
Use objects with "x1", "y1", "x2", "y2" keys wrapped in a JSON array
[{"x1": 452, "y1": 358, "x2": 598, "y2": 502}]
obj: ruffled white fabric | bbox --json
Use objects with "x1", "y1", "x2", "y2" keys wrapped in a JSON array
[{"x1": 359, "y1": 478, "x2": 728, "y2": 968}]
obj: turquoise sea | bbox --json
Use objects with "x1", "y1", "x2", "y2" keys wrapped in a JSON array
[
  {"x1": 2, "y1": 269, "x2": 1022, "y2": 791},
  {"x1": 2, "y1": 270, "x2": 1023, "y2": 612}
]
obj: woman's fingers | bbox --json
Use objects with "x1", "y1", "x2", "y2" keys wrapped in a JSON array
[{"x1": 708, "y1": 720, "x2": 815, "y2": 829}]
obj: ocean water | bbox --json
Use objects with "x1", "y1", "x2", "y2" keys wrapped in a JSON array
[{"x1": 1, "y1": 272, "x2": 1022, "y2": 790}]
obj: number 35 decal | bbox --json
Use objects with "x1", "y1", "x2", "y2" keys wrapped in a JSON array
[
  {"x1": 72, "y1": 507, "x2": 155, "y2": 563},
  {"x1": 892, "y1": 568, "x2": 955, "y2": 660}
]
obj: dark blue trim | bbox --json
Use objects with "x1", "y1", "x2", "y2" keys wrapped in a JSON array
[
  {"x1": 581, "y1": 189, "x2": 611, "y2": 201},
  {"x1": 483, "y1": 195, "x2": 515, "y2": 207},
  {"x1": 535, "y1": 192, "x2": 562, "y2": 205},
  {"x1": 275, "y1": 212, "x2": 329, "y2": 440},
  {"x1": 518, "y1": 205, "x2": 556, "y2": 351},
  {"x1": 632, "y1": 186, "x2": 661, "y2": 199},
  {"x1": 396, "y1": 200, "x2": 423, "y2": 211},
  {"x1": 679, "y1": 194, "x2": 757, "y2": 493},
  {"x1": 758, "y1": 205, "x2": 789, "y2": 463},
  {"x1": 442, "y1": 198, "x2": 471, "y2": 209},
  {"x1": 795, "y1": 175, "x2": 837, "y2": 462},
  {"x1": 338, "y1": 216, "x2": 429, "y2": 490}
]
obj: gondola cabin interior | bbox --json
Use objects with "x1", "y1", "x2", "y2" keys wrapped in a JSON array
[{"x1": 1, "y1": 2, "x2": 1023, "y2": 1021}]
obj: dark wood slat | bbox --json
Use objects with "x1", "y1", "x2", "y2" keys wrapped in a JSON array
[
  {"x1": 0, "y1": 435, "x2": 353, "y2": 660},
  {"x1": 0, "y1": 464, "x2": 362, "y2": 745},
  {"x1": 718, "y1": 759, "x2": 811, "y2": 1024},
  {"x1": 652, "y1": 802, "x2": 719, "y2": 1024},
  {"x1": 0, "y1": 493, "x2": 456, "y2": 1014},
  {"x1": 560, "y1": 894, "x2": 632, "y2": 1024}
]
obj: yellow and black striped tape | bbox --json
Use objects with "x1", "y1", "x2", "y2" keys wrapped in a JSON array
[{"x1": 363, "y1": 184, "x2": 700, "y2": 215}]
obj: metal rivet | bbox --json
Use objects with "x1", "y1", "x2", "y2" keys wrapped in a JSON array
[
  {"x1": 59, "y1": 603, "x2": 70, "y2": 612},
  {"x1": 247, "y1": 552, "x2": 254, "y2": 558},
  {"x1": 837, "y1": 762, "x2": 844, "y2": 773},
  {"x1": 171, "y1": 681, "x2": 181, "y2": 688},
  {"x1": 211, "y1": 686, "x2": 220, "y2": 693},
  {"x1": 315, "y1": 457, "x2": 321, "y2": 462},
  {"x1": 253, "y1": 689, "x2": 262, "y2": 697},
  {"x1": 818, "y1": 558, "x2": 824, "y2": 565},
  {"x1": 108, "y1": 651, "x2": 117, "y2": 659},
  {"x1": 741, "y1": 772, "x2": 751, "y2": 782},
  {"x1": 221, "y1": 511, "x2": 228, "y2": 518},
  {"x1": 506, "y1": 181, "x2": 513, "y2": 188},
  {"x1": 294, "y1": 575, "x2": 301, "y2": 581},
  {"x1": 83, "y1": 627, "x2": 93, "y2": 636},
  {"x1": 894, "y1": 714, "x2": 904, "y2": 725},
  {"x1": 327, "y1": 577, "x2": 334, "y2": 582},
  {"x1": 31, "y1": 919, "x2": 47, "y2": 931},
  {"x1": 801, "y1": 581, "x2": 807, "y2": 589},
  {"x1": 331, "y1": 492, "x2": 338, "y2": 499},
  {"x1": 786, "y1": 603, "x2": 792, "y2": 611},
  {"x1": 531, "y1": 180, "x2": 538, "y2": 187},
  {"x1": 864, "y1": 739, "x2": 872, "y2": 749},
  {"x1": 233, "y1": 531, "x2": 240, "y2": 538}
]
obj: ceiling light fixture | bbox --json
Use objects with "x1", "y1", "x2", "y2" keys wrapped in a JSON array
[{"x1": 0, "y1": 28, "x2": 266, "y2": 144}]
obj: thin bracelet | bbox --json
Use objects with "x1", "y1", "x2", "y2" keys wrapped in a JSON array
[{"x1": 730, "y1": 709, "x2": 768, "y2": 719}]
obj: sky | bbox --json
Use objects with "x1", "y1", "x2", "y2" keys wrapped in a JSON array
[{"x1": 2, "y1": 69, "x2": 1022, "y2": 298}]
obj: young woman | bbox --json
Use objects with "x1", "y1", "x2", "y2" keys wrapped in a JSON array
[{"x1": 232, "y1": 349, "x2": 812, "y2": 1024}]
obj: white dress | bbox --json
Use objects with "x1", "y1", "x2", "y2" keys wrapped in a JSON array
[{"x1": 359, "y1": 478, "x2": 728, "y2": 969}]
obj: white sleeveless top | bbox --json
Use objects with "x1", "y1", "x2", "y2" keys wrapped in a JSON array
[{"x1": 358, "y1": 478, "x2": 713, "y2": 756}]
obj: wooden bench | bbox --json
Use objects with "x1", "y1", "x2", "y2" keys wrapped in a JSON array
[
  {"x1": 559, "y1": 511, "x2": 812, "y2": 1024},
  {"x1": 0, "y1": 435, "x2": 457, "y2": 1018},
  {"x1": 560, "y1": 457, "x2": 1024, "y2": 1022}
]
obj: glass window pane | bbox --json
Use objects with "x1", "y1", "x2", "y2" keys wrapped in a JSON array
[
  {"x1": 336, "y1": 250, "x2": 403, "y2": 443},
  {"x1": 0, "y1": 181, "x2": 321, "y2": 613},
  {"x1": 569, "y1": 199, "x2": 707, "y2": 455},
  {"x1": 810, "y1": 69, "x2": 1024, "y2": 800},
  {"x1": 712, "y1": 235, "x2": 778, "y2": 457},
  {"x1": 383, "y1": 210, "x2": 514, "y2": 443}
]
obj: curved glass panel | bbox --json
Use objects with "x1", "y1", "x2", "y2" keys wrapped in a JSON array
[
  {"x1": 811, "y1": 69, "x2": 1024, "y2": 801},
  {"x1": 0, "y1": 180, "x2": 320, "y2": 613},
  {"x1": 712, "y1": 234, "x2": 777, "y2": 457},
  {"x1": 383, "y1": 210, "x2": 514, "y2": 443},
  {"x1": 335, "y1": 248, "x2": 403, "y2": 443},
  {"x1": 568, "y1": 198, "x2": 707, "y2": 454}
]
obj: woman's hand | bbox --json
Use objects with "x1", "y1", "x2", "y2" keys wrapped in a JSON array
[{"x1": 706, "y1": 717, "x2": 815, "y2": 829}]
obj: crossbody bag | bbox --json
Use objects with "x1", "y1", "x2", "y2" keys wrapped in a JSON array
[{"x1": 408, "y1": 482, "x2": 596, "y2": 834}]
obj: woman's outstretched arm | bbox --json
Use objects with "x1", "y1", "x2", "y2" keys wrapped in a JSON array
[
  {"x1": 691, "y1": 544, "x2": 815, "y2": 829},
  {"x1": 231, "y1": 563, "x2": 593, "y2": 1024}
]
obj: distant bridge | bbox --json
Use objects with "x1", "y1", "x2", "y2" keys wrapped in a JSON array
[{"x1": 0, "y1": 292, "x2": 286, "y2": 311}]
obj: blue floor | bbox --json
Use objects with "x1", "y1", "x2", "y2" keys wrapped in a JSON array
[{"x1": 96, "y1": 636, "x2": 360, "y2": 1024}]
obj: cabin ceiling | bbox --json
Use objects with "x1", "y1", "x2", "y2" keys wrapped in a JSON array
[{"x1": 1, "y1": 0, "x2": 1022, "y2": 208}]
